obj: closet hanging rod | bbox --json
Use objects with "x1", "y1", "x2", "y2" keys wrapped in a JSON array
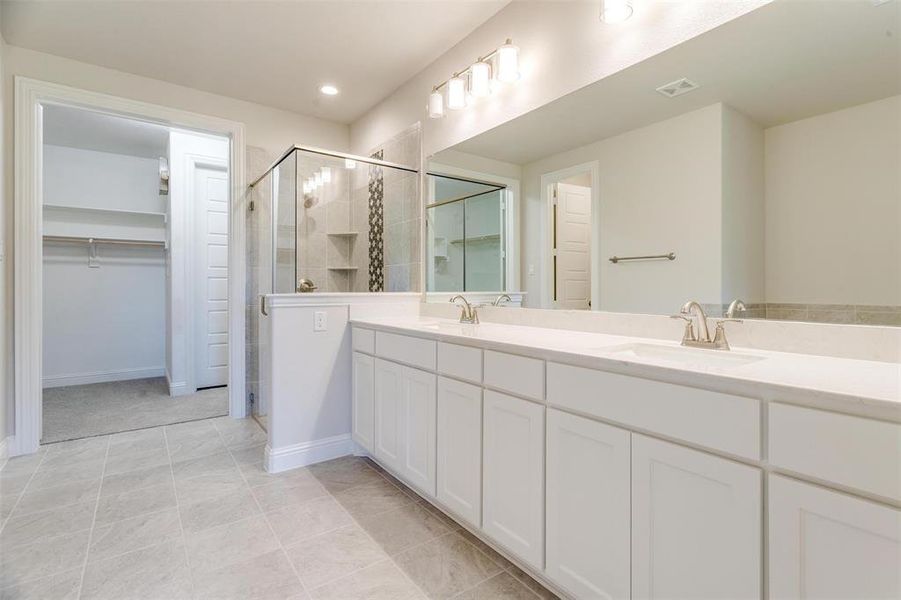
[{"x1": 43, "y1": 235, "x2": 167, "y2": 248}]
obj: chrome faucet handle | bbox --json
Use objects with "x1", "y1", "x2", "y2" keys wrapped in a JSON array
[
  {"x1": 710, "y1": 318, "x2": 742, "y2": 350},
  {"x1": 670, "y1": 314, "x2": 696, "y2": 344}
]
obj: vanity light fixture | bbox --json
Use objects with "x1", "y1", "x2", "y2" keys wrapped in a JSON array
[
  {"x1": 427, "y1": 38, "x2": 521, "y2": 118},
  {"x1": 319, "y1": 84, "x2": 339, "y2": 96},
  {"x1": 446, "y1": 75, "x2": 468, "y2": 110},
  {"x1": 600, "y1": 0, "x2": 633, "y2": 23}
]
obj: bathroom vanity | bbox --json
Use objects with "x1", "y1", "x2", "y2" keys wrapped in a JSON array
[{"x1": 350, "y1": 318, "x2": 900, "y2": 600}]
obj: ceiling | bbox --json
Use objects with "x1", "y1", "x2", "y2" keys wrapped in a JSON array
[
  {"x1": 43, "y1": 105, "x2": 170, "y2": 158},
  {"x1": 2, "y1": 0, "x2": 510, "y2": 124},
  {"x1": 445, "y1": 0, "x2": 901, "y2": 165}
]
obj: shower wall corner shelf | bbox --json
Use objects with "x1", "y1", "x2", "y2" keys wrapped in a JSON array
[
  {"x1": 327, "y1": 266, "x2": 359, "y2": 271},
  {"x1": 326, "y1": 231, "x2": 359, "y2": 237}
]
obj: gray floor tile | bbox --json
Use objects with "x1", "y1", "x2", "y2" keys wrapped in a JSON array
[
  {"x1": 307, "y1": 456, "x2": 387, "y2": 493},
  {"x1": 89, "y1": 507, "x2": 182, "y2": 563},
  {"x1": 309, "y1": 559, "x2": 422, "y2": 600},
  {"x1": 0, "y1": 501, "x2": 95, "y2": 548},
  {"x1": 356, "y1": 502, "x2": 451, "y2": 556},
  {"x1": 99, "y1": 463, "x2": 172, "y2": 497},
  {"x1": 393, "y1": 532, "x2": 503, "y2": 599},
  {"x1": 180, "y1": 488, "x2": 260, "y2": 534},
  {"x1": 95, "y1": 481, "x2": 176, "y2": 525},
  {"x1": 264, "y1": 495, "x2": 353, "y2": 547},
  {"x1": 0, "y1": 530, "x2": 90, "y2": 590},
  {"x1": 28, "y1": 459, "x2": 104, "y2": 491},
  {"x1": 171, "y1": 451, "x2": 236, "y2": 482},
  {"x1": 80, "y1": 539, "x2": 192, "y2": 600},
  {"x1": 285, "y1": 524, "x2": 388, "y2": 590},
  {"x1": 103, "y1": 448, "x2": 169, "y2": 477},
  {"x1": 14, "y1": 478, "x2": 99, "y2": 516},
  {"x1": 191, "y1": 549, "x2": 304, "y2": 600},
  {"x1": 167, "y1": 435, "x2": 227, "y2": 464},
  {"x1": 212, "y1": 417, "x2": 268, "y2": 449},
  {"x1": 455, "y1": 571, "x2": 542, "y2": 600},
  {"x1": 505, "y1": 566, "x2": 559, "y2": 600},
  {"x1": 251, "y1": 474, "x2": 329, "y2": 512},
  {"x1": 229, "y1": 444, "x2": 265, "y2": 466},
  {"x1": 332, "y1": 479, "x2": 416, "y2": 519},
  {"x1": 0, "y1": 568, "x2": 82, "y2": 600},
  {"x1": 185, "y1": 515, "x2": 280, "y2": 575},
  {"x1": 174, "y1": 468, "x2": 247, "y2": 505}
]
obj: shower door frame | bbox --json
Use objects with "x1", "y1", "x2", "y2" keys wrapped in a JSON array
[{"x1": 12, "y1": 77, "x2": 248, "y2": 456}]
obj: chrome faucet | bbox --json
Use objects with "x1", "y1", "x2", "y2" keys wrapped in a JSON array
[
  {"x1": 726, "y1": 299, "x2": 747, "y2": 319},
  {"x1": 492, "y1": 294, "x2": 512, "y2": 307},
  {"x1": 672, "y1": 300, "x2": 741, "y2": 350},
  {"x1": 450, "y1": 295, "x2": 479, "y2": 324}
]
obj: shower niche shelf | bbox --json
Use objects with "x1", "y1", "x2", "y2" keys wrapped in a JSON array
[
  {"x1": 326, "y1": 231, "x2": 359, "y2": 237},
  {"x1": 327, "y1": 266, "x2": 359, "y2": 271}
]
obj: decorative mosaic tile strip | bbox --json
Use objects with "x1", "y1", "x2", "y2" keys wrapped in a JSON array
[{"x1": 368, "y1": 150, "x2": 385, "y2": 292}]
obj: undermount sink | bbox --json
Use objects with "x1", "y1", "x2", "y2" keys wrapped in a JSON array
[{"x1": 598, "y1": 342, "x2": 764, "y2": 369}]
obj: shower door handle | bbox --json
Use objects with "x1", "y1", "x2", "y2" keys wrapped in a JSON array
[{"x1": 260, "y1": 295, "x2": 268, "y2": 316}]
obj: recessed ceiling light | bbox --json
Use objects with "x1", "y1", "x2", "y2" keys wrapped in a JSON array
[
  {"x1": 655, "y1": 78, "x2": 700, "y2": 98},
  {"x1": 320, "y1": 85, "x2": 339, "y2": 96}
]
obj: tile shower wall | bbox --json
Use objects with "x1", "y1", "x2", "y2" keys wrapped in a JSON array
[{"x1": 351, "y1": 123, "x2": 422, "y2": 292}]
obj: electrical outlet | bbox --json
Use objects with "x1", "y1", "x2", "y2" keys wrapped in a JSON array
[{"x1": 314, "y1": 311, "x2": 327, "y2": 332}]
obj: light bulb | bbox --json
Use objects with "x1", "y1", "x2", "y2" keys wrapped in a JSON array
[
  {"x1": 600, "y1": 0, "x2": 632, "y2": 23},
  {"x1": 447, "y1": 76, "x2": 467, "y2": 110},
  {"x1": 428, "y1": 89, "x2": 445, "y2": 118},
  {"x1": 496, "y1": 39, "x2": 520, "y2": 83},
  {"x1": 314, "y1": 171, "x2": 322, "y2": 186},
  {"x1": 470, "y1": 61, "x2": 491, "y2": 98},
  {"x1": 344, "y1": 158, "x2": 356, "y2": 169},
  {"x1": 303, "y1": 181, "x2": 311, "y2": 194},
  {"x1": 321, "y1": 167, "x2": 331, "y2": 184}
]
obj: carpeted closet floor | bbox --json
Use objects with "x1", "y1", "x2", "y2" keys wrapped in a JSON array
[{"x1": 41, "y1": 377, "x2": 228, "y2": 443}]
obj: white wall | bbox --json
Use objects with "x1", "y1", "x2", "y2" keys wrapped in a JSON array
[
  {"x1": 167, "y1": 130, "x2": 229, "y2": 395},
  {"x1": 721, "y1": 105, "x2": 765, "y2": 305},
  {"x1": 521, "y1": 104, "x2": 725, "y2": 314},
  {"x1": 765, "y1": 95, "x2": 901, "y2": 306},
  {"x1": 2, "y1": 44, "x2": 350, "y2": 442},
  {"x1": 350, "y1": 1, "x2": 766, "y2": 156},
  {"x1": 42, "y1": 145, "x2": 166, "y2": 386}
]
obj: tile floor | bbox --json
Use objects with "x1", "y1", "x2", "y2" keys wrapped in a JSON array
[{"x1": 0, "y1": 417, "x2": 558, "y2": 600}]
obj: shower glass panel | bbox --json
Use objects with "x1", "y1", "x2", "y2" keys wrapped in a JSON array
[
  {"x1": 426, "y1": 174, "x2": 506, "y2": 292},
  {"x1": 273, "y1": 152, "x2": 296, "y2": 294},
  {"x1": 246, "y1": 169, "x2": 273, "y2": 429}
]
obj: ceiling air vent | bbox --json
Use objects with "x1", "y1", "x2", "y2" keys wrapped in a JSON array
[{"x1": 656, "y1": 78, "x2": 699, "y2": 98}]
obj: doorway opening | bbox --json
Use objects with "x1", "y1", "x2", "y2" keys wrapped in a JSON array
[
  {"x1": 542, "y1": 161, "x2": 599, "y2": 310},
  {"x1": 39, "y1": 106, "x2": 231, "y2": 443}
]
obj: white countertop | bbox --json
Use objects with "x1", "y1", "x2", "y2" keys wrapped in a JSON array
[{"x1": 351, "y1": 316, "x2": 901, "y2": 423}]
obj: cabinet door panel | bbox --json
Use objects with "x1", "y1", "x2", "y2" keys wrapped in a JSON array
[
  {"x1": 769, "y1": 474, "x2": 900, "y2": 600},
  {"x1": 482, "y1": 390, "x2": 545, "y2": 569},
  {"x1": 401, "y1": 366, "x2": 437, "y2": 497},
  {"x1": 437, "y1": 377, "x2": 482, "y2": 527},
  {"x1": 373, "y1": 358, "x2": 404, "y2": 472},
  {"x1": 632, "y1": 434, "x2": 761, "y2": 600},
  {"x1": 352, "y1": 352, "x2": 375, "y2": 453},
  {"x1": 546, "y1": 409, "x2": 630, "y2": 599}
]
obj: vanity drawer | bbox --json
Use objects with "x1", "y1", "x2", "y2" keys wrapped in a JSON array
[
  {"x1": 376, "y1": 331, "x2": 437, "y2": 371},
  {"x1": 546, "y1": 362, "x2": 760, "y2": 460},
  {"x1": 769, "y1": 403, "x2": 901, "y2": 501},
  {"x1": 437, "y1": 342, "x2": 482, "y2": 383},
  {"x1": 352, "y1": 327, "x2": 375, "y2": 354},
  {"x1": 484, "y1": 351, "x2": 544, "y2": 401}
]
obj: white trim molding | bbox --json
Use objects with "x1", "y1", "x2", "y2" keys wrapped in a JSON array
[
  {"x1": 42, "y1": 367, "x2": 166, "y2": 389},
  {"x1": 264, "y1": 434, "x2": 355, "y2": 473},
  {"x1": 13, "y1": 77, "x2": 247, "y2": 456},
  {"x1": 539, "y1": 161, "x2": 601, "y2": 311}
]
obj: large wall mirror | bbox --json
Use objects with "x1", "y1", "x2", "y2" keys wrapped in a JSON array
[{"x1": 426, "y1": 0, "x2": 900, "y2": 326}]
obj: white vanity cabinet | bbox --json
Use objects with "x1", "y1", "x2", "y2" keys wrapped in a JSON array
[
  {"x1": 546, "y1": 409, "x2": 631, "y2": 599},
  {"x1": 482, "y1": 390, "x2": 546, "y2": 570},
  {"x1": 769, "y1": 475, "x2": 901, "y2": 600},
  {"x1": 351, "y1": 352, "x2": 375, "y2": 453},
  {"x1": 373, "y1": 357, "x2": 437, "y2": 497},
  {"x1": 437, "y1": 376, "x2": 482, "y2": 527},
  {"x1": 631, "y1": 434, "x2": 761, "y2": 600}
]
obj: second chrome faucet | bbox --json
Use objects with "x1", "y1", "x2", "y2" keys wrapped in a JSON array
[{"x1": 672, "y1": 300, "x2": 742, "y2": 351}]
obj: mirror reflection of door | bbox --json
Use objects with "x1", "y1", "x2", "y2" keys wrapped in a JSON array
[{"x1": 554, "y1": 182, "x2": 591, "y2": 310}]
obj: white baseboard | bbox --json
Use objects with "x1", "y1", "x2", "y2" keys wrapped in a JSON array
[
  {"x1": 165, "y1": 370, "x2": 191, "y2": 397},
  {"x1": 0, "y1": 436, "x2": 10, "y2": 468},
  {"x1": 265, "y1": 434, "x2": 354, "y2": 473},
  {"x1": 42, "y1": 367, "x2": 165, "y2": 389}
]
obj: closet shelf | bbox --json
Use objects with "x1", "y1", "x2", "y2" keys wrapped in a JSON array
[
  {"x1": 43, "y1": 204, "x2": 167, "y2": 220},
  {"x1": 43, "y1": 204, "x2": 167, "y2": 244}
]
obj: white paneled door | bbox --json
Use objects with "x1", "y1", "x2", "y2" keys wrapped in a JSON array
[
  {"x1": 554, "y1": 182, "x2": 591, "y2": 310},
  {"x1": 194, "y1": 165, "x2": 229, "y2": 389}
]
